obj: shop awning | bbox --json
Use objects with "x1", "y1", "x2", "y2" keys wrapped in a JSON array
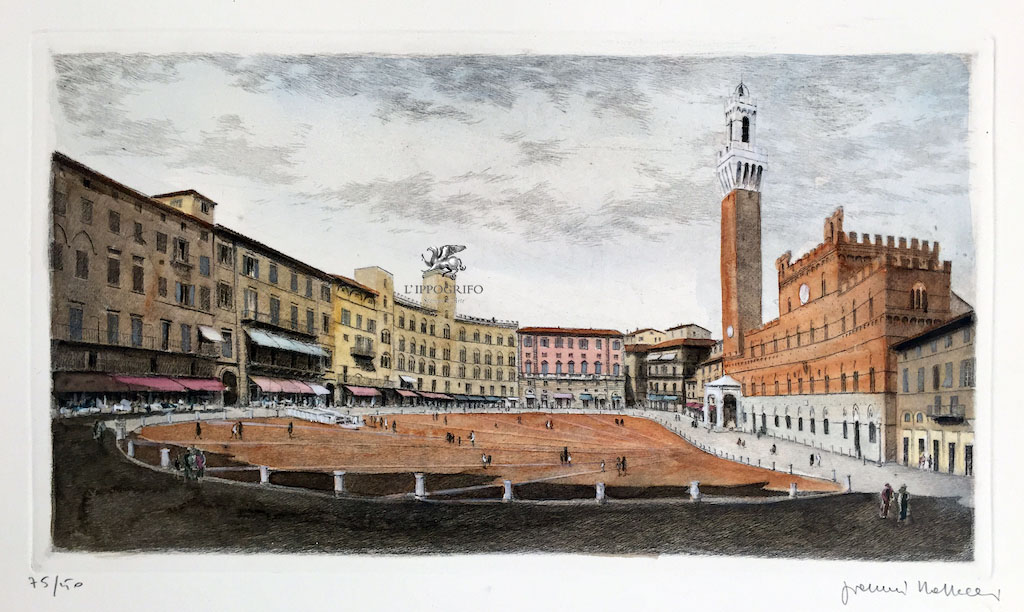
[
  {"x1": 506, "y1": 396, "x2": 519, "y2": 401},
  {"x1": 645, "y1": 353, "x2": 662, "y2": 362},
  {"x1": 309, "y1": 384, "x2": 331, "y2": 396},
  {"x1": 452, "y1": 394, "x2": 471, "y2": 401},
  {"x1": 647, "y1": 393, "x2": 664, "y2": 401},
  {"x1": 113, "y1": 376, "x2": 187, "y2": 392},
  {"x1": 686, "y1": 402, "x2": 704, "y2": 409},
  {"x1": 553, "y1": 393, "x2": 574, "y2": 400},
  {"x1": 172, "y1": 378, "x2": 226, "y2": 392},
  {"x1": 663, "y1": 395, "x2": 679, "y2": 401},
  {"x1": 524, "y1": 392, "x2": 535, "y2": 398},
  {"x1": 345, "y1": 385, "x2": 381, "y2": 397},
  {"x1": 53, "y1": 372, "x2": 132, "y2": 393},
  {"x1": 396, "y1": 389, "x2": 419, "y2": 398},
  {"x1": 245, "y1": 328, "x2": 328, "y2": 357},
  {"x1": 468, "y1": 395, "x2": 487, "y2": 401},
  {"x1": 250, "y1": 376, "x2": 283, "y2": 393},
  {"x1": 420, "y1": 391, "x2": 453, "y2": 400},
  {"x1": 484, "y1": 396, "x2": 501, "y2": 402},
  {"x1": 198, "y1": 325, "x2": 224, "y2": 343},
  {"x1": 400, "y1": 375, "x2": 417, "y2": 385},
  {"x1": 579, "y1": 393, "x2": 594, "y2": 401},
  {"x1": 279, "y1": 380, "x2": 311, "y2": 394},
  {"x1": 612, "y1": 394, "x2": 622, "y2": 399},
  {"x1": 660, "y1": 352, "x2": 677, "y2": 361}
]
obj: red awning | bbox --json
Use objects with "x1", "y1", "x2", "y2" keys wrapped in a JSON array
[
  {"x1": 686, "y1": 402, "x2": 704, "y2": 408},
  {"x1": 113, "y1": 376, "x2": 188, "y2": 392},
  {"x1": 396, "y1": 389, "x2": 419, "y2": 398},
  {"x1": 287, "y1": 380, "x2": 315, "y2": 394},
  {"x1": 53, "y1": 372, "x2": 132, "y2": 393},
  {"x1": 277, "y1": 379, "x2": 304, "y2": 394},
  {"x1": 345, "y1": 385, "x2": 380, "y2": 397},
  {"x1": 172, "y1": 378, "x2": 227, "y2": 392},
  {"x1": 419, "y1": 392, "x2": 454, "y2": 400},
  {"x1": 250, "y1": 376, "x2": 283, "y2": 393}
]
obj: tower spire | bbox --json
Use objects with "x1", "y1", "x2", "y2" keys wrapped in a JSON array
[{"x1": 715, "y1": 82, "x2": 768, "y2": 197}]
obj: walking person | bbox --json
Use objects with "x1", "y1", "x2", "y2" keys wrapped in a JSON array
[
  {"x1": 600, "y1": 459, "x2": 605, "y2": 472},
  {"x1": 287, "y1": 421, "x2": 294, "y2": 439},
  {"x1": 237, "y1": 421, "x2": 244, "y2": 440},
  {"x1": 809, "y1": 453, "x2": 815, "y2": 468},
  {"x1": 616, "y1": 457, "x2": 622, "y2": 476},
  {"x1": 470, "y1": 431, "x2": 475, "y2": 447},
  {"x1": 195, "y1": 421, "x2": 202, "y2": 439},
  {"x1": 879, "y1": 483, "x2": 894, "y2": 519},
  {"x1": 770, "y1": 443, "x2": 777, "y2": 455},
  {"x1": 896, "y1": 484, "x2": 911, "y2": 524},
  {"x1": 621, "y1": 456, "x2": 627, "y2": 475},
  {"x1": 815, "y1": 453, "x2": 822, "y2": 466}
]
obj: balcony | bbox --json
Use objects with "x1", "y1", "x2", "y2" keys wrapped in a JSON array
[
  {"x1": 242, "y1": 310, "x2": 316, "y2": 338},
  {"x1": 927, "y1": 403, "x2": 967, "y2": 424},
  {"x1": 350, "y1": 344, "x2": 376, "y2": 359},
  {"x1": 53, "y1": 325, "x2": 219, "y2": 358}
]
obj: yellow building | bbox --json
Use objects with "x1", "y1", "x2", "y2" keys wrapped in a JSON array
[{"x1": 892, "y1": 312, "x2": 975, "y2": 476}]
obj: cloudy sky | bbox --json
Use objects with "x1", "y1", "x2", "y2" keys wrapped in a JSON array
[{"x1": 51, "y1": 53, "x2": 974, "y2": 334}]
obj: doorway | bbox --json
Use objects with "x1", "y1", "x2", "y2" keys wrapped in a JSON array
[
  {"x1": 221, "y1": 371, "x2": 238, "y2": 406},
  {"x1": 948, "y1": 442, "x2": 956, "y2": 474},
  {"x1": 933, "y1": 439, "x2": 940, "y2": 471},
  {"x1": 854, "y1": 420, "x2": 861, "y2": 458},
  {"x1": 723, "y1": 395, "x2": 737, "y2": 428},
  {"x1": 902, "y1": 437, "x2": 909, "y2": 466},
  {"x1": 965, "y1": 445, "x2": 973, "y2": 476}
]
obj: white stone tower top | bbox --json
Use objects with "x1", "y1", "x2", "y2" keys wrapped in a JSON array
[{"x1": 715, "y1": 81, "x2": 768, "y2": 197}]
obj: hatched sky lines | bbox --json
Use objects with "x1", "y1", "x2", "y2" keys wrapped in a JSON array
[{"x1": 51, "y1": 53, "x2": 974, "y2": 331}]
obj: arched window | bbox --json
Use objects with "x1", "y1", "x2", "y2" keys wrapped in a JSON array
[
  {"x1": 473, "y1": 331, "x2": 480, "y2": 342},
  {"x1": 613, "y1": 363, "x2": 620, "y2": 376},
  {"x1": 581, "y1": 361, "x2": 588, "y2": 374},
  {"x1": 380, "y1": 353, "x2": 391, "y2": 368},
  {"x1": 485, "y1": 367, "x2": 492, "y2": 380},
  {"x1": 555, "y1": 361, "x2": 563, "y2": 374},
  {"x1": 397, "y1": 355, "x2": 405, "y2": 370},
  {"x1": 821, "y1": 273, "x2": 826, "y2": 297},
  {"x1": 916, "y1": 412, "x2": 924, "y2": 423},
  {"x1": 418, "y1": 360, "x2": 425, "y2": 374},
  {"x1": 785, "y1": 415, "x2": 792, "y2": 429},
  {"x1": 508, "y1": 353, "x2": 515, "y2": 367},
  {"x1": 741, "y1": 116, "x2": 750, "y2": 142},
  {"x1": 443, "y1": 324, "x2": 450, "y2": 339},
  {"x1": 787, "y1": 297, "x2": 792, "y2": 313},
  {"x1": 541, "y1": 361, "x2": 549, "y2": 374},
  {"x1": 398, "y1": 337, "x2": 406, "y2": 351},
  {"x1": 473, "y1": 366, "x2": 481, "y2": 378},
  {"x1": 595, "y1": 361, "x2": 602, "y2": 375},
  {"x1": 484, "y1": 351, "x2": 492, "y2": 365},
  {"x1": 568, "y1": 360, "x2": 575, "y2": 374},
  {"x1": 496, "y1": 353, "x2": 504, "y2": 366},
  {"x1": 459, "y1": 348, "x2": 466, "y2": 362},
  {"x1": 507, "y1": 335, "x2": 514, "y2": 346},
  {"x1": 473, "y1": 350, "x2": 480, "y2": 364},
  {"x1": 911, "y1": 282, "x2": 928, "y2": 312},
  {"x1": 459, "y1": 328, "x2": 467, "y2": 341},
  {"x1": 868, "y1": 422, "x2": 876, "y2": 443},
  {"x1": 823, "y1": 418, "x2": 830, "y2": 435},
  {"x1": 903, "y1": 412, "x2": 911, "y2": 422}
]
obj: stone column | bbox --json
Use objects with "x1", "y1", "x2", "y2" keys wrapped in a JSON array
[
  {"x1": 716, "y1": 401, "x2": 724, "y2": 429},
  {"x1": 260, "y1": 465, "x2": 270, "y2": 484},
  {"x1": 689, "y1": 481, "x2": 701, "y2": 500},
  {"x1": 115, "y1": 423, "x2": 125, "y2": 441},
  {"x1": 333, "y1": 470, "x2": 346, "y2": 495},
  {"x1": 845, "y1": 474, "x2": 852, "y2": 492},
  {"x1": 789, "y1": 483, "x2": 797, "y2": 498},
  {"x1": 159, "y1": 448, "x2": 170, "y2": 468},
  {"x1": 595, "y1": 482, "x2": 606, "y2": 503},
  {"x1": 127, "y1": 439, "x2": 135, "y2": 458},
  {"x1": 414, "y1": 473, "x2": 426, "y2": 497},
  {"x1": 502, "y1": 480, "x2": 513, "y2": 503},
  {"x1": 702, "y1": 403, "x2": 709, "y2": 425}
]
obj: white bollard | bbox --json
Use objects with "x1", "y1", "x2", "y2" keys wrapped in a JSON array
[
  {"x1": 845, "y1": 474, "x2": 852, "y2": 492},
  {"x1": 414, "y1": 473, "x2": 426, "y2": 498},
  {"x1": 160, "y1": 448, "x2": 170, "y2": 468},
  {"x1": 595, "y1": 482, "x2": 605, "y2": 503},
  {"x1": 789, "y1": 464, "x2": 793, "y2": 474},
  {"x1": 166, "y1": 413, "x2": 173, "y2": 424},
  {"x1": 127, "y1": 439, "x2": 135, "y2": 458},
  {"x1": 260, "y1": 465, "x2": 270, "y2": 484},
  {"x1": 832, "y1": 469, "x2": 837, "y2": 482},
  {"x1": 115, "y1": 424, "x2": 125, "y2": 441},
  {"x1": 333, "y1": 470, "x2": 346, "y2": 495},
  {"x1": 503, "y1": 480, "x2": 513, "y2": 503},
  {"x1": 689, "y1": 481, "x2": 701, "y2": 501},
  {"x1": 789, "y1": 483, "x2": 798, "y2": 498}
]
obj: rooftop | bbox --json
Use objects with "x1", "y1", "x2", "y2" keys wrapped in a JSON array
[
  {"x1": 519, "y1": 327, "x2": 624, "y2": 338},
  {"x1": 891, "y1": 312, "x2": 975, "y2": 352}
]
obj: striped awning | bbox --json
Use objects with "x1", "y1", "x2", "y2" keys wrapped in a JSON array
[
  {"x1": 579, "y1": 393, "x2": 594, "y2": 401},
  {"x1": 245, "y1": 328, "x2": 327, "y2": 357},
  {"x1": 553, "y1": 393, "x2": 573, "y2": 400},
  {"x1": 396, "y1": 389, "x2": 419, "y2": 398},
  {"x1": 344, "y1": 385, "x2": 380, "y2": 397}
]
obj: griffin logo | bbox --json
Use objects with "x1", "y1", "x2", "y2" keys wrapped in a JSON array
[{"x1": 422, "y1": 245, "x2": 467, "y2": 279}]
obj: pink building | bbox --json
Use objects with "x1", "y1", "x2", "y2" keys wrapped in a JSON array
[{"x1": 518, "y1": 327, "x2": 625, "y2": 409}]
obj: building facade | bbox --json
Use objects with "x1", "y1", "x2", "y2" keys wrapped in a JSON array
[
  {"x1": 518, "y1": 327, "x2": 625, "y2": 409},
  {"x1": 711, "y1": 85, "x2": 968, "y2": 464},
  {"x1": 694, "y1": 340, "x2": 724, "y2": 407},
  {"x1": 49, "y1": 154, "x2": 226, "y2": 410},
  {"x1": 892, "y1": 312, "x2": 975, "y2": 475},
  {"x1": 639, "y1": 337, "x2": 715, "y2": 410}
]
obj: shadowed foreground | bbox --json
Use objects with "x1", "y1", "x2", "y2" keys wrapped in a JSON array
[{"x1": 52, "y1": 421, "x2": 972, "y2": 559}]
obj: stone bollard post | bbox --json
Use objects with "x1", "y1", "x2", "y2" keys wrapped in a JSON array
[
  {"x1": 758, "y1": 459, "x2": 761, "y2": 467},
  {"x1": 140, "y1": 415, "x2": 146, "y2": 426},
  {"x1": 845, "y1": 474, "x2": 852, "y2": 492},
  {"x1": 414, "y1": 473, "x2": 426, "y2": 498},
  {"x1": 166, "y1": 413, "x2": 173, "y2": 424},
  {"x1": 832, "y1": 469, "x2": 837, "y2": 482},
  {"x1": 116, "y1": 423, "x2": 125, "y2": 441},
  {"x1": 127, "y1": 439, "x2": 135, "y2": 458},
  {"x1": 789, "y1": 464, "x2": 793, "y2": 474},
  {"x1": 160, "y1": 448, "x2": 170, "y2": 468},
  {"x1": 772, "y1": 461, "x2": 776, "y2": 471},
  {"x1": 595, "y1": 482, "x2": 605, "y2": 504},
  {"x1": 333, "y1": 470, "x2": 346, "y2": 496},
  {"x1": 689, "y1": 481, "x2": 701, "y2": 501},
  {"x1": 789, "y1": 483, "x2": 798, "y2": 498},
  {"x1": 260, "y1": 465, "x2": 270, "y2": 484},
  {"x1": 503, "y1": 480, "x2": 514, "y2": 503}
]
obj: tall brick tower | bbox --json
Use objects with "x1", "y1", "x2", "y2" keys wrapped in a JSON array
[{"x1": 717, "y1": 82, "x2": 767, "y2": 358}]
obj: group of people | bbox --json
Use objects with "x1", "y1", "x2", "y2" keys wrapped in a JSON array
[
  {"x1": 879, "y1": 483, "x2": 911, "y2": 523},
  {"x1": 614, "y1": 418, "x2": 626, "y2": 427},
  {"x1": 229, "y1": 421, "x2": 245, "y2": 440},
  {"x1": 918, "y1": 454, "x2": 936, "y2": 471},
  {"x1": 615, "y1": 456, "x2": 628, "y2": 476},
  {"x1": 809, "y1": 452, "x2": 823, "y2": 467},
  {"x1": 91, "y1": 419, "x2": 106, "y2": 442},
  {"x1": 735, "y1": 437, "x2": 748, "y2": 448},
  {"x1": 559, "y1": 446, "x2": 573, "y2": 465},
  {"x1": 480, "y1": 453, "x2": 493, "y2": 468},
  {"x1": 174, "y1": 446, "x2": 207, "y2": 482},
  {"x1": 444, "y1": 431, "x2": 462, "y2": 445},
  {"x1": 544, "y1": 419, "x2": 554, "y2": 430}
]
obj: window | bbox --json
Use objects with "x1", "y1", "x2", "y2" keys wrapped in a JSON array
[
  {"x1": 596, "y1": 339, "x2": 602, "y2": 350},
  {"x1": 869, "y1": 423, "x2": 876, "y2": 443},
  {"x1": 106, "y1": 255, "x2": 120, "y2": 286},
  {"x1": 322, "y1": 313, "x2": 330, "y2": 334},
  {"x1": 160, "y1": 320, "x2": 170, "y2": 350},
  {"x1": 290, "y1": 272, "x2": 298, "y2": 291},
  {"x1": 613, "y1": 363, "x2": 620, "y2": 375},
  {"x1": 810, "y1": 418, "x2": 816, "y2": 433},
  {"x1": 269, "y1": 297, "x2": 280, "y2": 325},
  {"x1": 199, "y1": 255, "x2": 210, "y2": 277},
  {"x1": 54, "y1": 191, "x2": 67, "y2": 215},
  {"x1": 200, "y1": 230, "x2": 209, "y2": 242},
  {"x1": 321, "y1": 284, "x2": 331, "y2": 302},
  {"x1": 581, "y1": 361, "x2": 588, "y2": 374},
  {"x1": 341, "y1": 309, "x2": 351, "y2": 326},
  {"x1": 217, "y1": 283, "x2": 232, "y2": 308},
  {"x1": 963, "y1": 327, "x2": 972, "y2": 343},
  {"x1": 243, "y1": 289, "x2": 257, "y2": 316},
  {"x1": 357, "y1": 314, "x2": 363, "y2": 329},
  {"x1": 132, "y1": 258, "x2": 144, "y2": 292},
  {"x1": 931, "y1": 340, "x2": 938, "y2": 353},
  {"x1": 523, "y1": 336, "x2": 532, "y2": 347},
  {"x1": 960, "y1": 359, "x2": 975, "y2": 387},
  {"x1": 80, "y1": 198, "x2": 93, "y2": 224},
  {"x1": 305, "y1": 277, "x2": 313, "y2": 298},
  {"x1": 200, "y1": 200, "x2": 211, "y2": 214},
  {"x1": 785, "y1": 415, "x2": 792, "y2": 429},
  {"x1": 158, "y1": 277, "x2": 168, "y2": 297},
  {"x1": 613, "y1": 340, "x2": 621, "y2": 350},
  {"x1": 443, "y1": 325, "x2": 451, "y2": 339},
  {"x1": 306, "y1": 309, "x2": 314, "y2": 334},
  {"x1": 943, "y1": 362, "x2": 954, "y2": 388},
  {"x1": 774, "y1": 415, "x2": 780, "y2": 427},
  {"x1": 132, "y1": 221, "x2": 144, "y2": 244},
  {"x1": 579, "y1": 339, "x2": 589, "y2": 350},
  {"x1": 910, "y1": 282, "x2": 928, "y2": 311},
  {"x1": 823, "y1": 419, "x2": 830, "y2": 435},
  {"x1": 217, "y1": 243, "x2": 233, "y2": 265},
  {"x1": 902, "y1": 368, "x2": 909, "y2": 393},
  {"x1": 50, "y1": 242, "x2": 63, "y2": 271},
  {"x1": 932, "y1": 364, "x2": 940, "y2": 390},
  {"x1": 68, "y1": 306, "x2": 83, "y2": 341},
  {"x1": 156, "y1": 232, "x2": 168, "y2": 254},
  {"x1": 175, "y1": 282, "x2": 195, "y2": 307},
  {"x1": 595, "y1": 361, "x2": 602, "y2": 374},
  {"x1": 291, "y1": 304, "x2": 299, "y2": 330},
  {"x1": 106, "y1": 312, "x2": 119, "y2": 344},
  {"x1": 541, "y1": 361, "x2": 549, "y2": 374},
  {"x1": 842, "y1": 421, "x2": 848, "y2": 439},
  {"x1": 367, "y1": 320, "x2": 376, "y2": 333},
  {"x1": 74, "y1": 250, "x2": 88, "y2": 279},
  {"x1": 180, "y1": 324, "x2": 192, "y2": 353},
  {"x1": 869, "y1": 368, "x2": 876, "y2": 392},
  {"x1": 173, "y1": 238, "x2": 189, "y2": 263},
  {"x1": 222, "y1": 330, "x2": 233, "y2": 358},
  {"x1": 130, "y1": 316, "x2": 143, "y2": 347},
  {"x1": 917, "y1": 367, "x2": 925, "y2": 393},
  {"x1": 741, "y1": 116, "x2": 750, "y2": 142},
  {"x1": 108, "y1": 210, "x2": 120, "y2": 234},
  {"x1": 945, "y1": 334, "x2": 953, "y2": 348},
  {"x1": 243, "y1": 255, "x2": 259, "y2": 278}
]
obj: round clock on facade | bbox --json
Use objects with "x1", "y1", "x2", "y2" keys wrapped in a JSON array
[
  {"x1": 726, "y1": 325, "x2": 734, "y2": 338},
  {"x1": 799, "y1": 283, "x2": 810, "y2": 305}
]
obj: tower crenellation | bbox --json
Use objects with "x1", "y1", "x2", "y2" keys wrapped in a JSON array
[{"x1": 715, "y1": 81, "x2": 769, "y2": 197}]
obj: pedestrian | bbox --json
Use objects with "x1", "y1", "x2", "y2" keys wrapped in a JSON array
[
  {"x1": 196, "y1": 449, "x2": 206, "y2": 480},
  {"x1": 393, "y1": 421, "x2": 398, "y2": 433},
  {"x1": 482, "y1": 453, "x2": 488, "y2": 469},
  {"x1": 616, "y1": 457, "x2": 622, "y2": 475},
  {"x1": 896, "y1": 484, "x2": 910, "y2": 524},
  {"x1": 738, "y1": 438, "x2": 743, "y2": 447},
  {"x1": 238, "y1": 421, "x2": 244, "y2": 440},
  {"x1": 470, "y1": 431, "x2": 475, "y2": 446},
  {"x1": 621, "y1": 456, "x2": 627, "y2": 475},
  {"x1": 810, "y1": 453, "x2": 815, "y2": 467},
  {"x1": 444, "y1": 415, "x2": 447, "y2": 425},
  {"x1": 195, "y1": 421, "x2": 202, "y2": 439},
  {"x1": 600, "y1": 459, "x2": 606, "y2": 472},
  {"x1": 287, "y1": 421, "x2": 294, "y2": 439},
  {"x1": 457, "y1": 436, "x2": 461, "y2": 446},
  {"x1": 566, "y1": 452, "x2": 572, "y2": 466},
  {"x1": 230, "y1": 422, "x2": 238, "y2": 439},
  {"x1": 517, "y1": 416, "x2": 522, "y2": 425},
  {"x1": 879, "y1": 483, "x2": 894, "y2": 519}
]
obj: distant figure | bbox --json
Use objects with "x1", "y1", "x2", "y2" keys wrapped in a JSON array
[
  {"x1": 237, "y1": 421, "x2": 244, "y2": 440},
  {"x1": 195, "y1": 449, "x2": 206, "y2": 479},
  {"x1": 879, "y1": 483, "x2": 894, "y2": 519},
  {"x1": 621, "y1": 456, "x2": 627, "y2": 475},
  {"x1": 517, "y1": 416, "x2": 522, "y2": 425},
  {"x1": 566, "y1": 453, "x2": 572, "y2": 466},
  {"x1": 392, "y1": 421, "x2": 398, "y2": 433},
  {"x1": 230, "y1": 422, "x2": 239, "y2": 439},
  {"x1": 287, "y1": 421, "x2": 294, "y2": 439},
  {"x1": 457, "y1": 436, "x2": 461, "y2": 446},
  {"x1": 738, "y1": 438, "x2": 743, "y2": 447},
  {"x1": 470, "y1": 431, "x2": 476, "y2": 446},
  {"x1": 616, "y1": 457, "x2": 622, "y2": 475},
  {"x1": 482, "y1": 453, "x2": 488, "y2": 468},
  {"x1": 815, "y1": 453, "x2": 822, "y2": 466},
  {"x1": 810, "y1": 453, "x2": 815, "y2": 467},
  {"x1": 896, "y1": 484, "x2": 910, "y2": 524},
  {"x1": 927, "y1": 455, "x2": 933, "y2": 471},
  {"x1": 495, "y1": 422, "x2": 498, "y2": 428},
  {"x1": 195, "y1": 422, "x2": 202, "y2": 439},
  {"x1": 600, "y1": 459, "x2": 606, "y2": 472},
  {"x1": 770, "y1": 444, "x2": 777, "y2": 455},
  {"x1": 444, "y1": 415, "x2": 448, "y2": 425}
]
